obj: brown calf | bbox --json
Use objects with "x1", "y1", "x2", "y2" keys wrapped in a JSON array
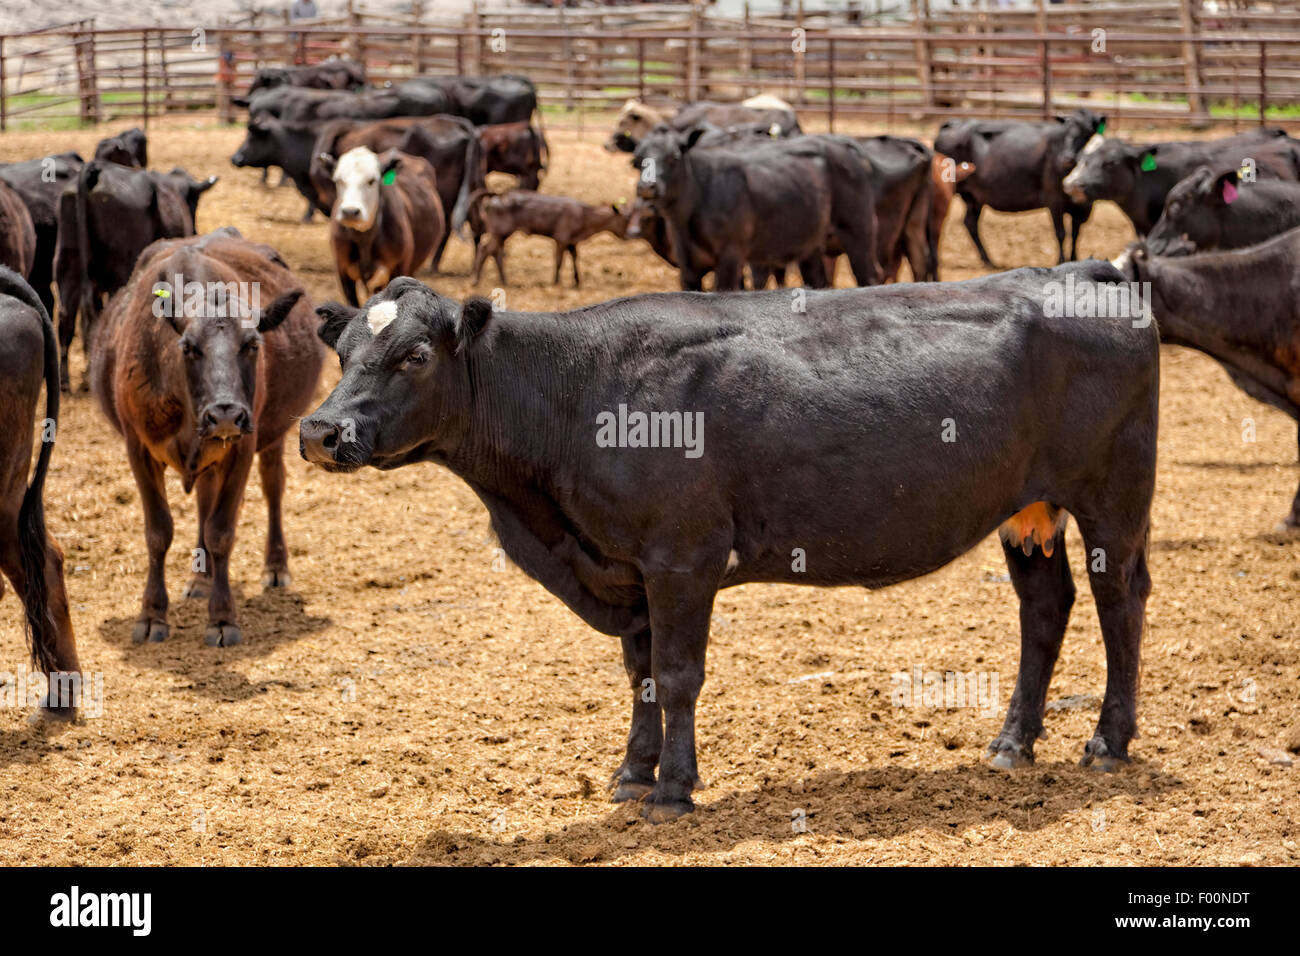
[
  {"x1": 479, "y1": 121, "x2": 547, "y2": 190},
  {"x1": 929, "y1": 153, "x2": 976, "y2": 276},
  {"x1": 0, "y1": 179, "x2": 36, "y2": 278},
  {"x1": 0, "y1": 267, "x2": 80, "y2": 716},
  {"x1": 90, "y1": 229, "x2": 324, "y2": 647},
  {"x1": 321, "y1": 147, "x2": 445, "y2": 307},
  {"x1": 471, "y1": 189, "x2": 629, "y2": 287}
]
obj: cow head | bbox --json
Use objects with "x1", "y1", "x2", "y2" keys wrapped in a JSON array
[
  {"x1": 231, "y1": 115, "x2": 282, "y2": 169},
  {"x1": 1063, "y1": 137, "x2": 1143, "y2": 205},
  {"x1": 1054, "y1": 109, "x2": 1107, "y2": 177},
  {"x1": 633, "y1": 125, "x2": 706, "y2": 203},
  {"x1": 608, "y1": 99, "x2": 669, "y2": 153},
  {"x1": 1145, "y1": 165, "x2": 1237, "y2": 256},
  {"x1": 160, "y1": 167, "x2": 219, "y2": 223},
  {"x1": 150, "y1": 249, "x2": 303, "y2": 447},
  {"x1": 319, "y1": 146, "x2": 399, "y2": 232},
  {"x1": 300, "y1": 279, "x2": 490, "y2": 472}
]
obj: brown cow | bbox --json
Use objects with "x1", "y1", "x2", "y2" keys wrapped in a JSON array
[
  {"x1": 927, "y1": 154, "x2": 975, "y2": 280},
  {"x1": 478, "y1": 121, "x2": 547, "y2": 190},
  {"x1": 90, "y1": 228, "x2": 324, "y2": 646},
  {"x1": 320, "y1": 147, "x2": 445, "y2": 307},
  {"x1": 0, "y1": 179, "x2": 36, "y2": 278},
  {"x1": 471, "y1": 189, "x2": 629, "y2": 287},
  {"x1": 0, "y1": 266, "x2": 80, "y2": 716}
]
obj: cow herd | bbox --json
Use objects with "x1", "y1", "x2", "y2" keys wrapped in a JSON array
[{"x1": 1, "y1": 66, "x2": 1299, "y2": 824}]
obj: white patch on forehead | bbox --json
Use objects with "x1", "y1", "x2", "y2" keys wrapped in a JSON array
[
  {"x1": 367, "y1": 299, "x2": 399, "y2": 336},
  {"x1": 726, "y1": 549, "x2": 739, "y2": 573},
  {"x1": 1111, "y1": 249, "x2": 1131, "y2": 272},
  {"x1": 1080, "y1": 133, "x2": 1105, "y2": 156},
  {"x1": 333, "y1": 146, "x2": 383, "y2": 231},
  {"x1": 336, "y1": 146, "x2": 381, "y2": 182}
]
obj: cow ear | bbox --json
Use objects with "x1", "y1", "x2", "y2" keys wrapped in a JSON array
[
  {"x1": 1213, "y1": 168, "x2": 1240, "y2": 204},
  {"x1": 257, "y1": 289, "x2": 303, "y2": 334},
  {"x1": 682, "y1": 127, "x2": 707, "y2": 152},
  {"x1": 317, "y1": 152, "x2": 337, "y2": 176},
  {"x1": 380, "y1": 150, "x2": 402, "y2": 179},
  {"x1": 456, "y1": 296, "x2": 493, "y2": 349},
  {"x1": 316, "y1": 301, "x2": 359, "y2": 350},
  {"x1": 200, "y1": 175, "x2": 219, "y2": 192}
]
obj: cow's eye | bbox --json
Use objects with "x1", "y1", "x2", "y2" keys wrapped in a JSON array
[
  {"x1": 367, "y1": 178, "x2": 377, "y2": 186},
  {"x1": 242, "y1": 338, "x2": 260, "y2": 353},
  {"x1": 403, "y1": 347, "x2": 430, "y2": 368}
]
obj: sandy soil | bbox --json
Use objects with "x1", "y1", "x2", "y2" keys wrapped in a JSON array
[{"x1": 0, "y1": 117, "x2": 1297, "y2": 866}]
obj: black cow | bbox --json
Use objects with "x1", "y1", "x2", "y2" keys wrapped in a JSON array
[
  {"x1": 299, "y1": 267, "x2": 1158, "y2": 820},
  {"x1": 1144, "y1": 166, "x2": 1300, "y2": 256},
  {"x1": 231, "y1": 115, "x2": 326, "y2": 221},
  {"x1": 410, "y1": 74, "x2": 539, "y2": 126},
  {"x1": 609, "y1": 97, "x2": 801, "y2": 153},
  {"x1": 94, "y1": 127, "x2": 147, "y2": 168},
  {"x1": 53, "y1": 160, "x2": 196, "y2": 389},
  {"x1": 855, "y1": 135, "x2": 935, "y2": 282},
  {"x1": 0, "y1": 267, "x2": 81, "y2": 717},
  {"x1": 245, "y1": 83, "x2": 444, "y2": 126},
  {"x1": 235, "y1": 57, "x2": 367, "y2": 104},
  {"x1": 151, "y1": 168, "x2": 219, "y2": 225},
  {"x1": 1117, "y1": 233, "x2": 1300, "y2": 529},
  {"x1": 934, "y1": 108, "x2": 1104, "y2": 266},
  {"x1": 0, "y1": 152, "x2": 84, "y2": 315},
  {"x1": 634, "y1": 127, "x2": 878, "y2": 290},
  {"x1": 0, "y1": 179, "x2": 36, "y2": 277},
  {"x1": 1063, "y1": 127, "x2": 1300, "y2": 236}
]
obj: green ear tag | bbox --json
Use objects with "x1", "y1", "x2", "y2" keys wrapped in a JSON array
[
  {"x1": 382, "y1": 169, "x2": 397, "y2": 185},
  {"x1": 1140, "y1": 153, "x2": 1157, "y2": 172},
  {"x1": 1096, "y1": 120, "x2": 1106, "y2": 135}
]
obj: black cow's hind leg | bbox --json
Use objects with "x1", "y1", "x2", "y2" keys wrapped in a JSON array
[
  {"x1": 1281, "y1": 423, "x2": 1300, "y2": 531},
  {"x1": 963, "y1": 200, "x2": 995, "y2": 268},
  {"x1": 610, "y1": 624, "x2": 661, "y2": 802},
  {"x1": 1050, "y1": 207, "x2": 1069, "y2": 264},
  {"x1": 641, "y1": 569, "x2": 716, "y2": 822},
  {"x1": 1075, "y1": 518, "x2": 1151, "y2": 770},
  {"x1": 987, "y1": 526, "x2": 1075, "y2": 769}
]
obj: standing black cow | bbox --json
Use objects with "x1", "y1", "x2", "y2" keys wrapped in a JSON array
[
  {"x1": 1063, "y1": 127, "x2": 1300, "y2": 236},
  {"x1": 53, "y1": 161, "x2": 198, "y2": 389},
  {"x1": 634, "y1": 127, "x2": 878, "y2": 290},
  {"x1": 236, "y1": 57, "x2": 367, "y2": 103},
  {"x1": 409, "y1": 74, "x2": 540, "y2": 126},
  {"x1": 1142, "y1": 166, "x2": 1300, "y2": 256},
  {"x1": 299, "y1": 267, "x2": 1159, "y2": 820},
  {"x1": 0, "y1": 267, "x2": 81, "y2": 717},
  {"x1": 934, "y1": 108, "x2": 1104, "y2": 266},
  {"x1": 0, "y1": 152, "x2": 84, "y2": 316},
  {"x1": 1117, "y1": 233, "x2": 1300, "y2": 529}
]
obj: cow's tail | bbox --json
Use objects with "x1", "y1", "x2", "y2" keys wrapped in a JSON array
[
  {"x1": 451, "y1": 125, "x2": 484, "y2": 238},
  {"x1": 74, "y1": 161, "x2": 100, "y2": 329},
  {"x1": 0, "y1": 267, "x2": 62, "y2": 676}
]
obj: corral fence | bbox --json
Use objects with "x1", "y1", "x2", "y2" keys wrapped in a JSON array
[{"x1": 3, "y1": 1, "x2": 1300, "y2": 133}]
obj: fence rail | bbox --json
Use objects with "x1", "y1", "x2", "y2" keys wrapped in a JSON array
[{"x1": 3, "y1": 1, "x2": 1300, "y2": 133}]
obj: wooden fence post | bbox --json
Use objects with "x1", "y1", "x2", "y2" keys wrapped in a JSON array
[
  {"x1": 141, "y1": 30, "x2": 150, "y2": 129},
  {"x1": 912, "y1": 0, "x2": 932, "y2": 114},
  {"x1": 1259, "y1": 41, "x2": 1268, "y2": 125},
  {"x1": 412, "y1": 1, "x2": 427, "y2": 74},
  {"x1": 828, "y1": 36, "x2": 836, "y2": 132},
  {"x1": 0, "y1": 37, "x2": 6, "y2": 133},
  {"x1": 741, "y1": 2, "x2": 753, "y2": 98},
  {"x1": 688, "y1": 0, "x2": 701, "y2": 102},
  {"x1": 794, "y1": 0, "x2": 805, "y2": 105},
  {"x1": 1179, "y1": 0, "x2": 1206, "y2": 123}
]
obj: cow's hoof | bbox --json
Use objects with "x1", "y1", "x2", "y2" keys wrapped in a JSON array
[
  {"x1": 184, "y1": 577, "x2": 211, "y2": 600},
  {"x1": 33, "y1": 699, "x2": 78, "y2": 724},
  {"x1": 612, "y1": 781, "x2": 654, "y2": 803},
  {"x1": 1080, "y1": 737, "x2": 1129, "y2": 772},
  {"x1": 1275, "y1": 518, "x2": 1300, "y2": 534},
  {"x1": 132, "y1": 619, "x2": 169, "y2": 644},
  {"x1": 205, "y1": 624, "x2": 243, "y2": 647},
  {"x1": 262, "y1": 569, "x2": 291, "y2": 590},
  {"x1": 986, "y1": 739, "x2": 1034, "y2": 770},
  {"x1": 642, "y1": 799, "x2": 694, "y2": 824}
]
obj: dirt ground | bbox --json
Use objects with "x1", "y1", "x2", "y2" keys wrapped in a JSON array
[{"x1": 0, "y1": 117, "x2": 1297, "y2": 867}]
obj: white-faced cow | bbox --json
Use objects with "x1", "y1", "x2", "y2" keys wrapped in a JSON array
[
  {"x1": 299, "y1": 266, "x2": 1159, "y2": 821},
  {"x1": 320, "y1": 147, "x2": 444, "y2": 306}
]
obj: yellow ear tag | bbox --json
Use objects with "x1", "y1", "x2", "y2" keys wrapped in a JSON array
[{"x1": 154, "y1": 288, "x2": 170, "y2": 298}]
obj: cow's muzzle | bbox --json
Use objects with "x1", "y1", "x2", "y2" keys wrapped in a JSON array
[{"x1": 200, "y1": 402, "x2": 252, "y2": 442}]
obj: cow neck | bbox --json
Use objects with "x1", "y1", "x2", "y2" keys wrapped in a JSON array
[
  {"x1": 1143, "y1": 247, "x2": 1297, "y2": 403},
  {"x1": 447, "y1": 312, "x2": 591, "y2": 499}
]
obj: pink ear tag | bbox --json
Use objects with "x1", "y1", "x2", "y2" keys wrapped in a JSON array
[{"x1": 1222, "y1": 180, "x2": 1238, "y2": 204}]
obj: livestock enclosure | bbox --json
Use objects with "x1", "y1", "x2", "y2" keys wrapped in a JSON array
[
  {"x1": 3, "y1": 1, "x2": 1300, "y2": 132},
  {"x1": 0, "y1": 0, "x2": 1298, "y2": 881}
]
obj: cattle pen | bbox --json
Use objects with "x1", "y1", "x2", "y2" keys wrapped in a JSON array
[
  {"x1": 0, "y1": 0, "x2": 1299, "y2": 884},
  {"x1": 3, "y1": 1, "x2": 1300, "y2": 133}
]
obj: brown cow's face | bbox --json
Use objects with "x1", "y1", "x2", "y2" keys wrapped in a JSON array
[
  {"x1": 300, "y1": 279, "x2": 481, "y2": 472},
  {"x1": 608, "y1": 100, "x2": 666, "y2": 152},
  {"x1": 154, "y1": 273, "x2": 302, "y2": 445}
]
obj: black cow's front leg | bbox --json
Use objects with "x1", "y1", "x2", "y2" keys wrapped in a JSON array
[
  {"x1": 1283, "y1": 423, "x2": 1300, "y2": 531},
  {"x1": 1050, "y1": 206, "x2": 1069, "y2": 264},
  {"x1": 988, "y1": 527, "x2": 1075, "y2": 768},
  {"x1": 641, "y1": 569, "x2": 716, "y2": 822},
  {"x1": 610, "y1": 624, "x2": 661, "y2": 802}
]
